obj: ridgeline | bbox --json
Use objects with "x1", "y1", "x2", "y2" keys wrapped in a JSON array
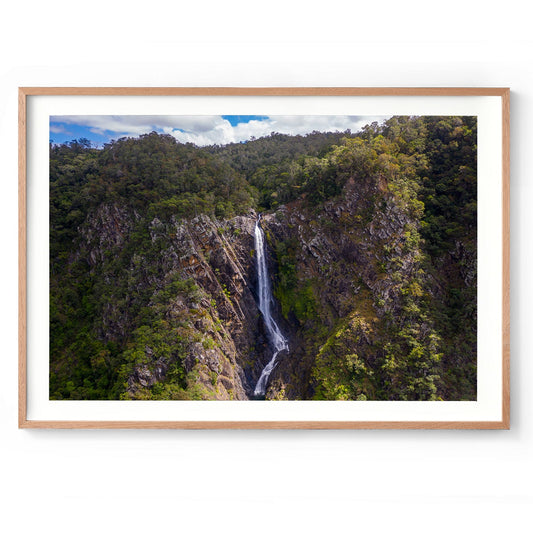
[{"x1": 50, "y1": 116, "x2": 477, "y2": 400}]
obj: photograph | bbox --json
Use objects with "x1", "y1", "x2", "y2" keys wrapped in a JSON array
[{"x1": 48, "y1": 113, "x2": 478, "y2": 402}]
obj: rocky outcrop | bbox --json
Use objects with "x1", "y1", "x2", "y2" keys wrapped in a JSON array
[
  {"x1": 82, "y1": 204, "x2": 276, "y2": 400},
  {"x1": 80, "y1": 204, "x2": 137, "y2": 266},
  {"x1": 78, "y1": 171, "x2": 472, "y2": 401},
  {"x1": 155, "y1": 212, "x2": 268, "y2": 399},
  {"x1": 260, "y1": 176, "x2": 437, "y2": 399}
]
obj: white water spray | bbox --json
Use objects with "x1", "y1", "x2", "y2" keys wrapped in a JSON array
[{"x1": 253, "y1": 217, "x2": 289, "y2": 397}]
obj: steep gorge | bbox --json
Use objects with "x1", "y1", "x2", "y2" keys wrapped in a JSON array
[{"x1": 50, "y1": 116, "x2": 477, "y2": 401}]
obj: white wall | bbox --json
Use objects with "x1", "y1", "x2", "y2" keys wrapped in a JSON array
[{"x1": 0, "y1": 2, "x2": 530, "y2": 531}]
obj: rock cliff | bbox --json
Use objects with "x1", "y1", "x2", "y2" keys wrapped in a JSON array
[
  {"x1": 79, "y1": 206, "x2": 284, "y2": 400},
  {"x1": 50, "y1": 117, "x2": 477, "y2": 401},
  {"x1": 72, "y1": 166, "x2": 473, "y2": 401}
]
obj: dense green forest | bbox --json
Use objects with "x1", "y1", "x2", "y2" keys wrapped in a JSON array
[{"x1": 50, "y1": 116, "x2": 477, "y2": 400}]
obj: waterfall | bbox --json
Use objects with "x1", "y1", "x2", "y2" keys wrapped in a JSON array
[{"x1": 253, "y1": 216, "x2": 289, "y2": 397}]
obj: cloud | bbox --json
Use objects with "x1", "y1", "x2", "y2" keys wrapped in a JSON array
[
  {"x1": 169, "y1": 115, "x2": 388, "y2": 146},
  {"x1": 50, "y1": 123, "x2": 70, "y2": 134},
  {"x1": 54, "y1": 115, "x2": 170, "y2": 137},
  {"x1": 51, "y1": 115, "x2": 388, "y2": 146}
]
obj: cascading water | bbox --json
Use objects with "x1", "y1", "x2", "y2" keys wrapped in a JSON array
[{"x1": 253, "y1": 216, "x2": 289, "y2": 397}]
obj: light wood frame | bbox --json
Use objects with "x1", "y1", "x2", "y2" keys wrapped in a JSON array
[{"x1": 19, "y1": 87, "x2": 510, "y2": 429}]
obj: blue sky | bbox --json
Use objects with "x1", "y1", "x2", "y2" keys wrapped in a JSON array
[
  {"x1": 221, "y1": 115, "x2": 268, "y2": 127},
  {"x1": 50, "y1": 115, "x2": 387, "y2": 147}
]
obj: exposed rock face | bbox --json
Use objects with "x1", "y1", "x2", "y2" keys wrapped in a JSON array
[
  {"x1": 82, "y1": 205, "x2": 274, "y2": 400},
  {"x1": 80, "y1": 204, "x2": 137, "y2": 266},
  {"x1": 260, "y1": 176, "x2": 439, "y2": 400},
  {"x1": 78, "y1": 171, "x2": 474, "y2": 401},
  {"x1": 157, "y1": 213, "x2": 267, "y2": 399}
]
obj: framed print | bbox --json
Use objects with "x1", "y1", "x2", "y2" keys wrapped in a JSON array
[{"x1": 19, "y1": 87, "x2": 510, "y2": 428}]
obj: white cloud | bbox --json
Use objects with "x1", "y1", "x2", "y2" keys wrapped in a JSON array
[
  {"x1": 169, "y1": 115, "x2": 388, "y2": 146},
  {"x1": 51, "y1": 115, "x2": 389, "y2": 146},
  {"x1": 49, "y1": 124, "x2": 70, "y2": 134}
]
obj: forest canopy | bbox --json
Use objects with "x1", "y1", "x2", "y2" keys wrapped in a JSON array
[{"x1": 49, "y1": 116, "x2": 477, "y2": 401}]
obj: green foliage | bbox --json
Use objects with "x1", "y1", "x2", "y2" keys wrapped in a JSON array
[
  {"x1": 50, "y1": 118, "x2": 477, "y2": 401},
  {"x1": 313, "y1": 314, "x2": 375, "y2": 400},
  {"x1": 299, "y1": 116, "x2": 476, "y2": 400},
  {"x1": 208, "y1": 130, "x2": 357, "y2": 210},
  {"x1": 272, "y1": 238, "x2": 318, "y2": 325}
]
